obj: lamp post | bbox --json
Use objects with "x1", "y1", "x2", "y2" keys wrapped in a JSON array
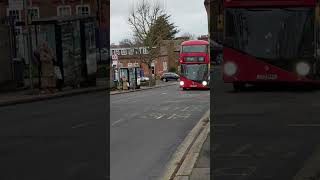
[
  {"x1": 24, "y1": 0, "x2": 33, "y2": 90},
  {"x1": 97, "y1": 0, "x2": 102, "y2": 64}
]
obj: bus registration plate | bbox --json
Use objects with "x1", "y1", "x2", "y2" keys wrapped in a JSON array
[
  {"x1": 190, "y1": 85, "x2": 197, "y2": 87},
  {"x1": 256, "y1": 74, "x2": 278, "y2": 80}
]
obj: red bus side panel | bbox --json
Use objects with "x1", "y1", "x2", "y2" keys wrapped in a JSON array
[
  {"x1": 224, "y1": 0, "x2": 315, "y2": 7},
  {"x1": 223, "y1": 48, "x2": 311, "y2": 83}
]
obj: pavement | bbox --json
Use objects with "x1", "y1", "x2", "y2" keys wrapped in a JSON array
[
  {"x1": 211, "y1": 65, "x2": 320, "y2": 180},
  {"x1": 110, "y1": 82, "x2": 210, "y2": 180},
  {"x1": 189, "y1": 133, "x2": 210, "y2": 180},
  {"x1": 0, "y1": 79, "x2": 176, "y2": 107}
]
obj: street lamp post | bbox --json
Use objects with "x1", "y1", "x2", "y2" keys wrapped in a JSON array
[
  {"x1": 97, "y1": 0, "x2": 102, "y2": 64},
  {"x1": 24, "y1": 0, "x2": 33, "y2": 91}
]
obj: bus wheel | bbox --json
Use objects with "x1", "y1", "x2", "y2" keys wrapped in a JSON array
[{"x1": 233, "y1": 82, "x2": 245, "y2": 92}]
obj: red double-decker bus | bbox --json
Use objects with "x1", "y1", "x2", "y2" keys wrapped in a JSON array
[
  {"x1": 179, "y1": 40, "x2": 210, "y2": 90},
  {"x1": 222, "y1": 0, "x2": 320, "y2": 91}
]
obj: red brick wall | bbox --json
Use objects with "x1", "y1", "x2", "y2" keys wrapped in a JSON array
[{"x1": 117, "y1": 56, "x2": 168, "y2": 79}]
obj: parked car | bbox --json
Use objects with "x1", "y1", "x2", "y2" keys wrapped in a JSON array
[{"x1": 160, "y1": 72, "x2": 180, "y2": 82}]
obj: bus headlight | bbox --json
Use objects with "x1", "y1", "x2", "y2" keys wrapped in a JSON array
[
  {"x1": 296, "y1": 62, "x2": 310, "y2": 76},
  {"x1": 224, "y1": 62, "x2": 237, "y2": 76},
  {"x1": 202, "y1": 81, "x2": 208, "y2": 86},
  {"x1": 180, "y1": 81, "x2": 184, "y2": 86}
]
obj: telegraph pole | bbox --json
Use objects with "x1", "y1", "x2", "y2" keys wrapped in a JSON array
[
  {"x1": 24, "y1": 0, "x2": 33, "y2": 90},
  {"x1": 97, "y1": 0, "x2": 102, "y2": 63}
]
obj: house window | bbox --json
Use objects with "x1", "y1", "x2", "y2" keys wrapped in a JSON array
[
  {"x1": 28, "y1": 7, "x2": 39, "y2": 20},
  {"x1": 128, "y1": 49, "x2": 134, "y2": 55},
  {"x1": 121, "y1": 49, "x2": 127, "y2": 55},
  {"x1": 7, "y1": 9, "x2": 21, "y2": 22},
  {"x1": 128, "y1": 63, "x2": 132, "y2": 67},
  {"x1": 15, "y1": 26, "x2": 22, "y2": 35},
  {"x1": 76, "y1": 5, "x2": 90, "y2": 16},
  {"x1": 163, "y1": 62, "x2": 168, "y2": 71},
  {"x1": 111, "y1": 50, "x2": 115, "y2": 55},
  {"x1": 57, "y1": 6, "x2": 71, "y2": 16},
  {"x1": 134, "y1": 63, "x2": 139, "y2": 67},
  {"x1": 115, "y1": 50, "x2": 120, "y2": 55},
  {"x1": 143, "y1": 48, "x2": 147, "y2": 54},
  {"x1": 134, "y1": 48, "x2": 140, "y2": 55}
]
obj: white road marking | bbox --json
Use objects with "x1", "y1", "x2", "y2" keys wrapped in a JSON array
[
  {"x1": 111, "y1": 119, "x2": 125, "y2": 127},
  {"x1": 181, "y1": 106, "x2": 190, "y2": 111},
  {"x1": 288, "y1": 124, "x2": 320, "y2": 127},
  {"x1": 156, "y1": 114, "x2": 165, "y2": 119},
  {"x1": 161, "y1": 93, "x2": 167, "y2": 95},
  {"x1": 72, "y1": 121, "x2": 92, "y2": 129},
  {"x1": 167, "y1": 113, "x2": 191, "y2": 120},
  {"x1": 167, "y1": 114, "x2": 177, "y2": 120}
]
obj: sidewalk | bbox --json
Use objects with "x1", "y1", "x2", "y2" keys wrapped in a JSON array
[
  {"x1": 161, "y1": 111, "x2": 210, "y2": 180},
  {"x1": 189, "y1": 133, "x2": 210, "y2": 180},
  {"x1": 0, "y1": 78, "x2": 108, "y2": 107},
  {"x1": 0, "y1": 79, "x2": 177, "y2": 107}
]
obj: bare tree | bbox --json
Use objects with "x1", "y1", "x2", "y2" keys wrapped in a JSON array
[
  {"x1": 128, "y1": 0, "x2": 178, "y2": 86},
  {"x1": 181, "y1": 32, "x2": 196, "y2": 40},
  {"x1": 119, "y1": 38, "x2": 133, "y2": 47}
]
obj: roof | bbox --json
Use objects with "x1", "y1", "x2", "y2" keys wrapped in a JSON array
[
  {"x1": 31, "y1": 15, "x2": 95, "y2": 25},
  {"x1": 181, "y1": 40, "x2": 209, "y2": 46}
]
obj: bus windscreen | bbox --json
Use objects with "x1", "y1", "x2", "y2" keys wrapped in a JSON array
[{"x1": 181, "y1": 64, "x2": 209, "y2": 81}]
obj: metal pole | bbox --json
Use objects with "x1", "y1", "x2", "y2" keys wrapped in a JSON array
[
  {"x1": 24, "y1": 0, "x2": 33, "y2": 90},
  {"x1": 97, "y1": 0, "x2": 102, "y2": 63}
]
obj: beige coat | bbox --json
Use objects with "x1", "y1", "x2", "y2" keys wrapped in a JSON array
[{"x1": 39, "y1": 43, "x2": 56, "y2": 89}]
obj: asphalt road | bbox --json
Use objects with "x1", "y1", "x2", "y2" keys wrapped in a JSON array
[
  {"x1": 110, "y1": 83, "x2": 210, "y2": 180},
  {"x1": 212, "y1": 66, "x2": 320, "y2": 180},
  {"x1": 0, "y1": 92, "x2": 108, "y2": 180}
]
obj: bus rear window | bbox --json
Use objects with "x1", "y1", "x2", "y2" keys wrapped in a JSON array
[{"x1": 182, "y1": 45, "x2": 207, "y2": 53}]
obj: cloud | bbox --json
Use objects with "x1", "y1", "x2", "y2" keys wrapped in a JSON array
[{"x1": 110, "y1": 0, "x2": 208, "y2": 44}]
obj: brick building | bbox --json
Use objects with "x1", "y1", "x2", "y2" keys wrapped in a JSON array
[
  {"x1": 111, "y1": 39, "x2": 185, "y2": 79},
  {"x1": 0, "y1": 0, "x2": 109, "y2": 59}
]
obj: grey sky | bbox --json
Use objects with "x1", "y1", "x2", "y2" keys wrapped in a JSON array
[{"x1": 110, "y1": 0, "x2": 208, "y2": 44}]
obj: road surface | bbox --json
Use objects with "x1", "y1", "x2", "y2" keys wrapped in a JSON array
[
  {"x1": 111, "y1": 83, "x2": 210, "y2": 180},
  {"x1": 0, "y1": 92, "x2": 108, "y2": 180},
  {"x1": 212, "y1": 66, "x2": 320, "y2": 180}
]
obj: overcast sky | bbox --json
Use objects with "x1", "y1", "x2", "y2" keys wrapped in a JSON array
[{"x1": 110, "y1": 0, "x2": 208, "y2": 44}]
